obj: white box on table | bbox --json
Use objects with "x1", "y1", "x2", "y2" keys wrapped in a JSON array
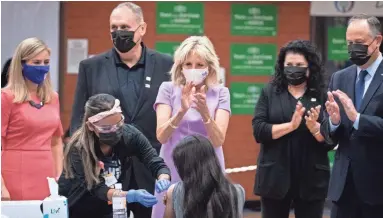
[{"x1": 42, "y1": 195, "x2": 68, "y2": 218}]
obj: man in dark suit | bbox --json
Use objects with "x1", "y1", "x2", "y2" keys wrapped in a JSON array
[
  {"x1": 70, "y1": 2, "x2": 173, "y2": 217},
  {"x1": 321, "y1": 14, "x2": 383, "y2": 218}
]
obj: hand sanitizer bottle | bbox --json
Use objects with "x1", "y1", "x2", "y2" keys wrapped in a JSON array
[{"x1": 113, "y1": 183, "x2": 128, "y2": 218}]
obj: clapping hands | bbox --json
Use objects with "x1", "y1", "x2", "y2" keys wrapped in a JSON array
[
  {"x1": 180, "y1": 82, "x2": 196, "y2": 112},
  {"x1": 192, "y1": 85, "x2": 210, "y2": 119},
  {"x1": 290, "y1": 101, "x2": 322, "y2": 132},
  {"x1": 325, "y1": 91, "x2": 341, "y2": 125},
  {"x1": 290, "y1": 101, "x2": 306, "y2": 130},
  {"x1": 305, "y1": 105, "x2": 321, "y2": 133},
  {"x1": 180, "y1": 83, "x2": 210, "y2": 119}
]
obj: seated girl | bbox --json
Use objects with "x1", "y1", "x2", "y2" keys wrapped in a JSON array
[{"x1": 163, "y1": 135, "x2": 245, "y2": 218}]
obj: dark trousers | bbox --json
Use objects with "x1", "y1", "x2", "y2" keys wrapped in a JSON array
[
  {"x1": 261, "y1": 193, "x2": 324, "y2": 218},
  {"x1": 127, "y1": 157, "x2": 156, "y2": 218},
  {"x1": 331, "y1": 172, "x2": 383, "y2": 218}
]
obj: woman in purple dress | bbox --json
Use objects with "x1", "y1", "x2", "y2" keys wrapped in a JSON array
[{"x1": 151, "y1": 36, "x2": 231, "y2": 218}]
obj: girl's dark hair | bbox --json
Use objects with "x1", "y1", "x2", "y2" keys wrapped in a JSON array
[
  {"x1": 172, "y1": 135, "x2": 239, "y2": 218},
  {"x1": 271, "y1": 39, "x2": 325, "y2": 100},
  {"x1": 63, "y1": 93, "x2": 117, "y2": 190}
]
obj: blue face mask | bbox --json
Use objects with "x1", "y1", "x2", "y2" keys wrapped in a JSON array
[{"x1": 22, "y1": 63, "x2": 49, "y2": 85}]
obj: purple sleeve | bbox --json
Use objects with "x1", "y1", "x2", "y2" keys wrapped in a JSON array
[
  {"x1": 154, "y1": 82, "x2": 173, "y2": 111},
  {"x1": 218, "y1": 87, "x2": 231, "y2": 115}
]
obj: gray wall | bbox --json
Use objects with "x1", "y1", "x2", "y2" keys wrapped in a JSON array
[{"x1": 1, "y1": 1, "x2": 60, "y2": 91}]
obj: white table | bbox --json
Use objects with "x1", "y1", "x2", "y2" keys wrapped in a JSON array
[
  {"x1": 1, "y1": 201, "x2": 134, "y2": 218},
  {"x1": 1, "y1": 200, "x2": 43, "y2": 218}
]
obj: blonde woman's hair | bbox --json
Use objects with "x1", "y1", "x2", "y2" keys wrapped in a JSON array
[
  {"x1": 170, "y1": 36, "x2": 221, "y2": 87},
  {"x1": 5, "y1": 37, "x2": 54, "y2": 103}
]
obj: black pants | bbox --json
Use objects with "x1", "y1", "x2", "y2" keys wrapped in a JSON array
[
  {"x1": 331, "y1": 172, "x2": 383, "y2": 218},
  {"x1": 127, "y1": 157, "x2": 156, "y2": 218},
  {"x1": 261, "y1": 193, "x2": 324, "y2": 218}
]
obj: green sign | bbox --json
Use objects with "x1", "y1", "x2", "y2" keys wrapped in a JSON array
[
  {"x1": 230, "y1": 82, "x2": 265, "y2": 115},
  {"x1": 231, "y1": 43, "x2": 276, "y2": 75},
  {"x1": 155, "y1": 42, "x2": 181, "y2": 57},
  {"x1": 327, "y1": 27, "x2": 348, "y2": 61},
  {"x1": 231, "y1": 4, "x2": 277, "y2": 36},
  {"x1": 156, "y1": 2, "x2": 204, "y2": 35}
]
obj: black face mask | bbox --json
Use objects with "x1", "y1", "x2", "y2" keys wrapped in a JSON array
[
  {"x1": 98, "y1": 127, "x2": 123, "y2": 147},
  {"x1": 111, "y1": 27, "x2": 140, "y2": 53},
  {"x1": 348, "y1": 38, "x2": 377, "y2": 66},
  {"x1": 284, "y1": 66, "x2": 308, "y2": 86}
]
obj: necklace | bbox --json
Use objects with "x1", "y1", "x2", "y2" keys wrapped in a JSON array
[{"x1": 29, "y1": 100, "x2": 44, "y2": 109}]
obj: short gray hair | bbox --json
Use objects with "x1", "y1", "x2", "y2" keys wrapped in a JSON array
[
  {"x1": 348, "y1": 14, "x2": 381, "y2": 37},
  {"x1": 114, "y1": 2, "x2": 144, "y2": 23}
]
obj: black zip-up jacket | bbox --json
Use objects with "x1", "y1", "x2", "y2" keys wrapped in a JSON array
[{"x1": 58, "y1": 124, "x2": 170, "y2": 218}]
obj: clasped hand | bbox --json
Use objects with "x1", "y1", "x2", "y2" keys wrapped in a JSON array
[
  {"x1": 181, "y1": 82, "x2": 209, "y2": 118},
  {"x1": 325, "y1": 90, "x2": 357, "y2": 125},
  {"x1": 290, "y1": 101, "x2": 321, "y2": 132},
  {"x1": 305, "y1": 105, "x2": 321, "y2": 133}
]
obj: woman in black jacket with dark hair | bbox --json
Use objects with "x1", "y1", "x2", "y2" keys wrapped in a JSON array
[
  {"x1": 252, "y1": 40, "x2": 335, "y2": 218},
  {"x1": 59, "y1": 93, "x2": 171, "y2": 218}
]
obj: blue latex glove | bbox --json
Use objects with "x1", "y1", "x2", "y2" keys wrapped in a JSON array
[
  {"x1": 126, "y1": 189, "x2": 158, "y2": 207},
  {"x1": 155, "y1": 179, "x2": 171, "y2": 193}
]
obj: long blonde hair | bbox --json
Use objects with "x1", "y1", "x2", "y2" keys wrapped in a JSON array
[
  {"x1": 170, "y1": 36, "x2": 221, "y2": 87},
  {"x1": 5, "y1": 37, "x2": 54, "y2": 103}
]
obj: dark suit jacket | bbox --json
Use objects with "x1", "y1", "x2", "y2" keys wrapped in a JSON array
[
  {"x1": 320, "y1": 60, "x2": 383, "y2": 205},
  {"x1": 70, "y1": 47, "x2": 173, "y2": 153},
  {"x1": 252, "y1": 83, "x2": 335, "y2": 201},
  {"x1": 69, "y1": 46, "x2": 173, "y2": 192}
]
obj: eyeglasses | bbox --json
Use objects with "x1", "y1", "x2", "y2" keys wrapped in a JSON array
[{"x1": 92, "y1": 115, "x2": 125, "y2": 133}]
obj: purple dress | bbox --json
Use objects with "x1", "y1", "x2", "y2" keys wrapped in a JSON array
[{"x1": 151, "y1": 81, "x2": 231, "y2": 218}]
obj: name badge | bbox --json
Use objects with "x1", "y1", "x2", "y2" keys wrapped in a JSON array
[{"x1": 103, "y1": 173, "x2": 118, "y2": 187}]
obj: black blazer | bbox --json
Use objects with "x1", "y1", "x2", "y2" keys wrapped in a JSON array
[
  {"x1": 252, "y1": 83, "x2": 335, "y2": 201},
  {"x1": 70, "y1": 46, "x2": 174, "y2": 153},
  {"x1": 320, "y1": 60, "x2": 383, "y2": 205},
  {"x1": 58, "y1": 124, "x2": 171, "y2": 218}
]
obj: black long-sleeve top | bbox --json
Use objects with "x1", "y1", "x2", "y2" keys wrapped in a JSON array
[{"x1": 58, "y1": 124, "x2": 170, "y2": 218}]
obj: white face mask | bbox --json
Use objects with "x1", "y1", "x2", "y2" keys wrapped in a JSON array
[{"x1": 182, "y1": 68, "x2": 209, "y2": 85}]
